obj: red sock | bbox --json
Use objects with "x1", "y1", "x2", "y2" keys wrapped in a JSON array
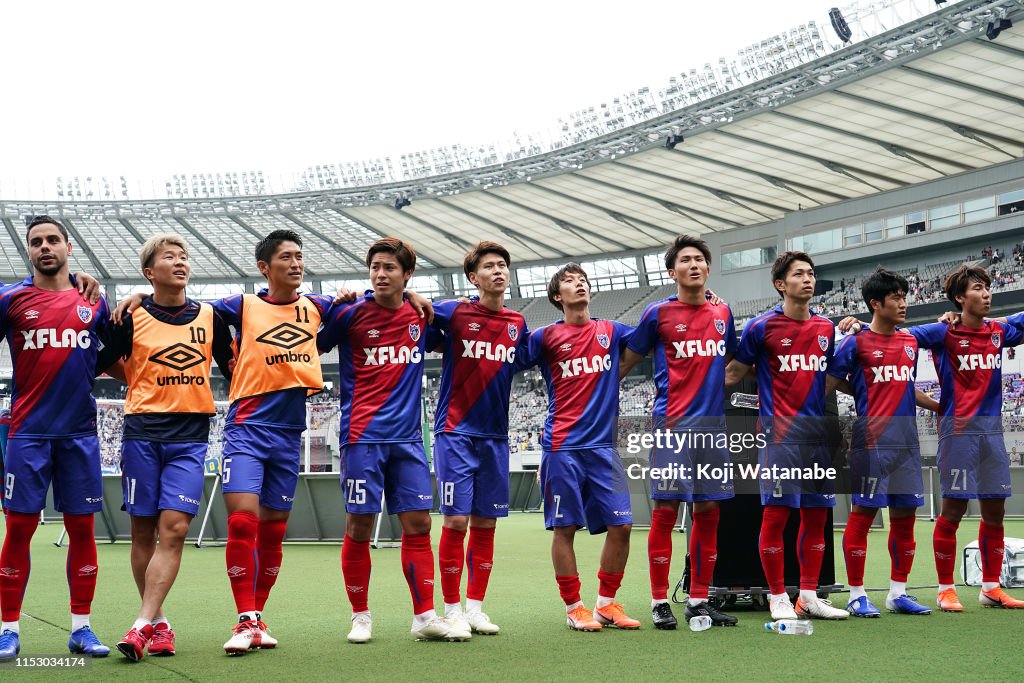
[
  {"x1": 647, "y1": 507, "x2": 676, "y2": 601},
  {"x1": 888, "y1": 516, "x2": 916, "y2": 582},
  {"x1": 759, "y1": 505, "x2": 790, "y2": 594},
  {"x1": 0, "y1": 511, "x2": 38, "y2": 621},
  {"x1": 341, "y1": 535, "x2": 371, "y2": 613},
  {"x1": 556, "y1": 574, "x2": 581, "y2": 606},
  {"x1": 798, "y1": 507, "x2": 828, "y2": 591},
  {"x1": 466, "y1": 526, "x2": 495, "y2": 602},
  {"x1": 254, "y1": 518, "x2": 288, "y2": 612},
  {"x1": 401, "y1": 532, "x2": 435, "y2": 615},
  {"x1": 597, "y1": 570, "x2": 623, "y2": 600},
  {"x1": 438, "y1": 526, "x2": 466, "y2": 605},
  {"x1": 842, "y1": 510, "x2": 874, "y2": 587},
  {"x1": 933, "y1": 515, "x2": 959, "y2": 585},
  {"x1": 689, "y1": 507, "x2": 720, "y2": 600},
  {"x1": 63, "y1": 514, "x2": 98, "y2": 614},
  {"x1": 225, "y1": 511, "x2": 259, "y2": 613},
  {"x1": 979, "y1": 521, "x2": 1005, "y2": 585}
]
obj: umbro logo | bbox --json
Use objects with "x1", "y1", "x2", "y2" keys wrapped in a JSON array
[
  {"x1": 934, "y1": 552, "x2": 952, "y2": 560},
  {"x1": 150, "y1": 343, "x2": 207, "y2": 372},
  {"x1": 265, "y1": 567, "x2": 281, "y2": 576},
  {"x1": 443, "y1": 567, "x2": 461, "y2": 574},
  {"x1": 478, "y1": 562, "x2": 494, "y2": 571},
  {"x1": 25, "y1": 309, "x2": 39, "y2": 319},
  {"x1": 227, "y1": 566, "x2": 246, "y2": 577},
  {"x1": 559, "y1": 343, "x2": 573, "y2": 352},
  {"x1": 873, "y1": 350, "x2": 884, "y2": 358},
  {"x1": 762, "y1": 546, "x2": 783, "y2": 555},
  {"x1": 347, "y1": 585, "x2": 366, "y2": 593},
  {"x1": 78, "y1": 565, "x2": 98, "y2": 577},
  {"x1": 851, "y1": 549, "x2": 866, "y2": 558},
  {"x1": 781, "y1": 338, "x2": 792, "y2": 347},
  {"x1": 811, "y1": 543, "x2": 826, "y2": 552},
  {"x1": 367, "y1": 329, "x2": 380, "y2": 339},
  {"x1": 959, "y1": 340, "x2": 970, "y2": 348},
  {"x1": 423, "y1": 579, "x2": 434, "y2": 586},
  {"x1": 256, "y1": 323, "x2": 313, "y2": 349},
  {"x1": 0, "y1": 567, "x2": 19, "y2": 577},
  {"x1": 652, "y1": 556, "x2": 669, "y2": 565},
  {"x1": 675, "y1": 324, "x2": 687, "y2": 333},
  {"x1": 468, "y1": 322, "x2": 481, "y2": 332}
]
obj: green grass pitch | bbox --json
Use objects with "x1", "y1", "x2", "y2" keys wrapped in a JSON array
[{"x1": 3, "y1": 513, "x2": 1024, "y2": 681}]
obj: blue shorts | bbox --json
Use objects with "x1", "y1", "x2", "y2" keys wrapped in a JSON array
[
  {"x1": 121, "y1": 440, "x2": 207, "y2": 517},
  {"x1": 221, "y1": 423, "x2": 303, "y2": 511},
  {"x1": 341, "y1": 441, "x2": 433, "y2": 514},
  {"x1": 434, "y1": 432, "x2": 510, "y2": 518},
  {"x1": 849, "y1": 445, "x2": 924, "y2": 509},
  {"x1": 759, "y1": 441, "x2": 836, "y2": 508},
  {"x1": 540, "y1": 448, "x2": 632, "y2": 535},
  {"x1": 649, "y1": 434, "x2": 735, "y2": 502},
  {"x1": 937, "y1": 433, "x2": 1012, "y2": 499},
  {"x1": 2, "y1": 436, "x2": 103, "y2": 514}
]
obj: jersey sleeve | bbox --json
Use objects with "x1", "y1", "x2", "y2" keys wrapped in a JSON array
[
  {"x1": 514, "y1": 326, "x2": 544, "y2": 372},
  {"x1": 626, "y1": 304, "x2": 659, "y2": 356},
  {"x1": 829, "y1": 333, "x2": 857, "y2": 379},
  {"x1": 1001, "y1": 313, "x2": 1024, "y2": 347},
  {"x1": 431, "y1": 299, "x2": 459, "y2": 332},
  {"x1": 305, "y1": 292, "x2": 335, "y2": 320},
  {"x1": 734, "y1": 316, "x2": 765, "y2": 366},
  {"x1": 906, "y1": 322, "x2": 947, "y2": 349},
  {"x1": 612, "y1": 320, "x2": 635, "y2": 351},
  {"x1": 317, "y1": 300, "x2": 357, "y2": 354},
  {"x1": 210, "y1": 294, "x2": 244, "y2": 328},
  {"x1": 725, "y1": 308, "x2": 738, "y2": 355}
]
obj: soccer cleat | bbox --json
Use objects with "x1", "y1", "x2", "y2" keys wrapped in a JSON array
[
  {"x1": 651, "y1": 602, "x2": 678, "y2": 630},
  {"x1": 769, "y1": 594, "x2": 798, "y2": 621},
  {"x1": 68, "y1": 626, "x2": 111, "y2": 656},
  {"x1": 565, "y1": 605, "x2": 602, "y2": 632},
  {"x1": 684, "y1": 600, "x2": 738, "y2": 626},
  {"x1": 795, "y1": 595, "x2": 849, "y2": 620},
  {"x1": 117, "y1": 625, "x2": 154, "y2": 662},
  {"x1": 148, "y1": 623, "x2": 175, "y2": 656},
  {"x1": 255, "y1": 620, "x2": 278, "y2": 649},
  {"x1": 223, "y1": 619, "x2": 261, "y2": 655},
  {"x1": 466, "y1": 611, "x2": 499, "y2": 635},
  {"x1": 980, "y1": 587, "x2": 1024, "y2": 609},
  {"x1": 0, "y1": 630, "x2": 21, "y2": 662},
  {"x1": 594, "y1": 602, "x2": 641, "y2": 630},
  {"x1": 411, "y1": 616, "x2": 457, "y2": 641},
  {"x1": 937, "y1": 588, "x2": 964, "y2": 612},
  {"x1": 846, "y1": 596, "x2": 881, "y2": 618},
  {"x1": 348, "y1": 613, "x2": 373, "y2": 644},
  {"x1": 886, "y1": 594, "x2": 931, "y2": 615}
]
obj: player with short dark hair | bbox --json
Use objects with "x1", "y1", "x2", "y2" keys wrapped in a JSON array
[
  {"x1": 725, "y1": 251, "x2": 849, "y2": 621},
  {"x1": 619, "y1": 236, "x2": 739, "y2": 629},
  {"x1": 319, "y1": 237, "x2": 465, "y2": 643},
  {"x1": 0, "y1": 218, "x2": 113, "y2": 660},
  {"x1": 518, "y1": 263, "x2": 640, "y2": 632},
  {"x1": 432, "y1": 241, "x2": 527, "y2": 636}
]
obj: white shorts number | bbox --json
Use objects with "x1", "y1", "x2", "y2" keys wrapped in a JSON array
[
  {"x1": 222, "y1": 457, "x2": 232, "y2": 484},
  {"x1": 949, "y1": 468, "x2": 968, "y2": 491},
  {"x1": 552, "y1": 493, "x2": 563, "y2": 518},
  {"x1": 4, "y1": 473, "x2": 14, "y2": 501},
  {"x1": 126, "y1": 478, "x2": 137, "y2": 505},
  {"x1": 346, "y1": 479, "x2": 367, "y2": 505},
  {"x1": 441, "y1": 481, "x2": 455, "y2": 507},
  {"x1": 861, "y1": 477, "x2": 878, "y2": 499},
  {"x1": 772, "y1": 478, "x2": 783, "y2": 498}
]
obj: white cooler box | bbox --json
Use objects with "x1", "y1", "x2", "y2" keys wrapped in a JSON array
[{"x1": 962, "y1": 537, "x2": 1024, "y2": 587}]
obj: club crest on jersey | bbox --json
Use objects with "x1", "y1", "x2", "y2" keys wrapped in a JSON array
[
  {"x1": 817, "y1": 335, "x2": 828, "y2": 352},
  {"x1": 905, "y1": 346, "x2": 915, "y2": 360},
  {"x1": 508, "y1": 323, "x2": 519, "y2": 341},
  {"x1": 714, "y1": 319, "x2": 726, "y2": 335},
  {"x1": 597, "y1": 334, "x2": 610, "y2": 349},
  {"x1": 77, "y1": 306, "x2": 93, "y2": 324},
  {"x1": 409, "y1": 324, "x2": 421, "y2": 342},
  {"x1": 992, "y1": 333, "x2": 1001, "y2": 348}
]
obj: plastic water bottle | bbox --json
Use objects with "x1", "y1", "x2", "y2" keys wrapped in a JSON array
[
  {"x1": 764, "y1": 619, "x2": 813, "y2": 635},
  {"x1": 730, "y1": 392, "x2": 760, "y2": 410},
  {"x1": 688, "y1": 615, "x2": 713, "y2": 632}
]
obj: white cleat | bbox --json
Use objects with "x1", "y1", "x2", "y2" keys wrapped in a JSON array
[
  {"x1": 446, "y1": 614, "x2": 472, "y2": 641},
  {"x1": 223, "y1": 620, "x2": 261, "y2": 655},
  {"x1": 466, "y1": 610, "x2": 500, "y2": 635},
  {"x1": 769, "y1": 594, "x2": 798, "y2": 621},
  {"x1": 411, "y1": 616, "x2": 458, "y2": 641},
  {"x1": 255, "y1": 619, "x2": 278, "y2": 649},
  {"x1": 347, "y1": 612, "x2": 372, "y2": 644},
  {"x1": 796, "y1": 595, "x2": 849, "y2": 620}
]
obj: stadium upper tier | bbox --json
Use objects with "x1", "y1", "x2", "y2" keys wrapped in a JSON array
[{"x1": 1, "y1": 1, "x2": 1022, "y2": 283}]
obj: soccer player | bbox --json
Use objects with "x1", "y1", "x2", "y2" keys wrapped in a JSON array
[
  {"x1": 827, "y1": 268, "x2": 936, "y2": 617},
  {"x1": 517, "y1": 263, "x2": 639, "y2": 632},
  {"x1": 724, "y1": 251, "x2": 848, "y2": 621},
  {"x1": 432, "y1": 241, "x2": 528, "y2": 636},
  {"x1": 319, "y1": 237, "x2": 463, "y2": 643},
  {"x1": 618, "y1": 236, "x2": 738, "y2": 629},
  {"x1": 843, "y1": 265, "x2": 1024, "y2": 610},
  {"x1": 0, "y1": 216, "x2": 112, "y2": 660},
  {"x1": 101, "y1": 234, "x2": 234, "y2": 660}
]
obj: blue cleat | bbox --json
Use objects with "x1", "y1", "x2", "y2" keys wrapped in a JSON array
[
  {"x1": 69, "y1": 626, "x2": 110, "y2": 657},
  {"x1": 0, "y1": 629, "x2": 21, "y2": 661},
  {"x1": 886, "y1": 594, "x2": 932, "y2": 615},
  {"x1": 846, "y1": 596, "x2": 881, "y2": 618}
]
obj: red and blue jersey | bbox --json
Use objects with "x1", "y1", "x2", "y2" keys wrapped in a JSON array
[
  {"x1": 431, "y1": 298, "x2": 528, "y2": 438},
  {"x1": 830, "y1": 328, "x2": 919, "y2": 448},
  {"x1": 734, "y1": 306, "x2": 834, "y2": 442},
  {"x1": 910, "y1": 317, "x2": 1024, "y2": 436},
  {"x1": 0, "y1": 277, "x2": 111, "y2": 439},
  {"x1": 212, "y1": 290, "x2": 333, "y2": 429},
  {"x1": 518, "y1": 318, "x2": 633, "y2": 451},
  {"x1": 318, "y1": 292, "x2": 440, "y2": 446},
  {"x1": 628, "y1": 297, "x2": 736, "y2": 429}
]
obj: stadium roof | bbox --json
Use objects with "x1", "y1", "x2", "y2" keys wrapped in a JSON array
[{"x1": 1, "y1": 0, "x2": 1022, "y2": 282}]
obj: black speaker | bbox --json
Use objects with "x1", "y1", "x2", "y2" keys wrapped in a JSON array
[{"x1": 830, "y1": 7, "x2": 853, "y2": 43}]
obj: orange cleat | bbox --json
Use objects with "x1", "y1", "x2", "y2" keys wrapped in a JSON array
[
  {"x1": 937, "y1": 588, "x2": 964, "y2": 612},
  {"x1": 980, "y1": 587, "x2": 1024, "y2": 608},
  {"x1": 594, "y1": 602, "x2": 641, "y2": 630},
  {"x1": 565, "y1": 605, "x2": 603, "y2": 632}
]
